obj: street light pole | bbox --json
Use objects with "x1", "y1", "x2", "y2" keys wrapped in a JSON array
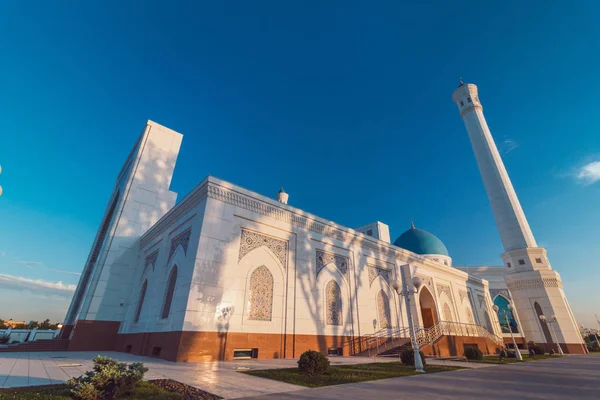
[
  {"x1": 392, "y1": 276, "x2": 425, "y2": 373},
  {"x1": 493, "y1": 304, "x2": 523, "y2": 361},
  {"x1": 549, "y1": 315, "x2": 564, "y2": 356}
]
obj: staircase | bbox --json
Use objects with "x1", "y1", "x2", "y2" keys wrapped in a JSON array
[
  {"x1": 0, "y1": 339, "x2": 70, "y2": 352},
  {"x1": 344, "y1": 326, "x2": 411, "y2": 357},
  {"x1": 377, "y1": 341, "x2": 412, "y2": 357},
  {"x1": 345, "y1": 320, "x2": 503, "y2": 358}
]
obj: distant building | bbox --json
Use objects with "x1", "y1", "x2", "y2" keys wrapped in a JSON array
[
  {"x1": 5, "y1": 320, "x2": 27, "y2": 328},
  {"x1": 59, "y1": 82, "x2": 586, "y2": 362}
]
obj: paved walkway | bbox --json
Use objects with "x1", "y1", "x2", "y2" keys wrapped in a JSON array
[
  {"x1": 237, "y1": 355, "x2": 600, "y2": 400},
  {"x1": 0, "y1": 352, "x2": 482, "y2": 398},
  {"x1": 1, "y1": 351, "x2": 594, "y2": 399}
]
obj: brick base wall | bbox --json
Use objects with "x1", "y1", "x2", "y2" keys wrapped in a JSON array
[
  {"x1": 68, "y1": 320, "x2": 121, "y2": 351},
  {"x1": 115, "y1": 331, "x2": 353, "y2": 362},
  {"x1": 421, "y1": 335, "x2": 501, "y2": 357}
]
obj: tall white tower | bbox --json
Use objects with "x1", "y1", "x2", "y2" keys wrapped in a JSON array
[{"x1": 452, "y1": 81, "x2": 586, "y2": 353}]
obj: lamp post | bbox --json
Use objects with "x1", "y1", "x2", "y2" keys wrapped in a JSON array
[
  {"x1": 392, "y1": 276, "x2": 425, "y2": 373},
  {"x1": 493, "y1": 304, "x2": 523, "y2": 361},
  {"x1": 540, "y1": 315, "x2": 564, "y2": 356}
]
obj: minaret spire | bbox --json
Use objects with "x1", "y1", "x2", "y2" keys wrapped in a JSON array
[
  {"x1": 410, "y1": 219, "x2": 415, "y2": 230},
  {"x1": 452, "y1": 82, "x2": 536, "y2": 251},
  {"x1": 452, "y1": 81, "x2": 586, "y2": 354}
]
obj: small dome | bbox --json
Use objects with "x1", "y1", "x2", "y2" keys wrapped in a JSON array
[{"x1": 393, "y1": 225, "x2": 449, "y2": 256}]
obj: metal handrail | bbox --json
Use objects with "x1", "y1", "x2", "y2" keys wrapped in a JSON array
[
  {"x1": 344, "y1": 326, "x2": 411, "y2": 355},
  {"x1": 345, "y1": 320, "x2": 503, "y2": 355},
  {"x1": 415, "y1": 320, "x2": 504, "y2": 347}
]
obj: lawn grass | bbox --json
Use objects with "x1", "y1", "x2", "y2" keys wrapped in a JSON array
[
  {"x1": 466, "y1": 354, "x2": 563, "y2": 364},
  {"x1": 242, "y1": 362, "x2": 462, "y2": 387},
  {"x1": 0, "y1": 381, "x2": 182, "y2": 400}
]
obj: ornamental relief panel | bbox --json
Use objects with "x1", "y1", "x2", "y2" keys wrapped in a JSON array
[
  {"x1": 144, "y1": 250, "x2": 159, "y2": 274},
  {"x1": 436, "y1": 284, "x2": 452, "y2": 302},
  {"x1": 414, "y1": 274, "x2": 433, "y2": 290},
  {"x1": 238, "y1": 229, "x2": 288, "y2": 271},
  {"x1": 490, "y1": 289, "x2": 511, "y2": 300},
  {"x1": 476, "y1": 294, "x2": 486, "y2": 308},
  {"x1": 507, "y1": 278, "x2": 563, "y2": 291},
  {"x1": 377, "y1": 290, "x2": 392, "y2": 329},
  {"x1": 247, "y1": 265, "x2": 274, "y2": 321},
  {"x1": 316, "y1": 250, "x2": 349, "y2": 280},
  {"x1": 368, "y1": 265, "x2": 391, "y2": 287},
  {"x1": 168, "y1": 228, "x2": 191, "y2": 261},
  {"x1": 326, "y1": 280, "x2": 342, "y2": 326},
  {"x1": 458, "y1": 289, "x2": 468, "y2": 304}
]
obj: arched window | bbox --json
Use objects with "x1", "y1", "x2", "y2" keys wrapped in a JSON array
[
  {"x1": 443, "y1": 303, "x2": 452, "y2": 321},
  {"x1": 534, "y1": 302, "x2": 553, "y2": 343},
  {"x1": 466, "y1": 307, "x2": 475, "y2": 324},
  {"x1": 134, "y1": 280, "x2": 148, "y2": 323},
  {"x1": 494, "y1": 296, "x2": 518, "y2": 333},
  {"x1": 326, "y1": 280, "x2": 342, "y2": 326},
  {"x1": 483, "y1": 311, "x2": 493, "y2": 332},
  {"x1": 377, "y1": 290, "x2": 391, "y2": 329},
  {"x1": 248, "y1": 266, "x2": 274, "y2": 321},
  {"x1": 161, "y1": 266, "x2": 178, "y2": 319}
]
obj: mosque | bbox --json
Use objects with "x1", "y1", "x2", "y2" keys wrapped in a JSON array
[{"x1": 59, "y1": 82, "x2": 587, "y2": 361}]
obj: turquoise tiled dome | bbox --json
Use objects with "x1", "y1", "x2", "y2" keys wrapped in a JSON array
[{"x1": 393, "y1": 225, "x2": 449, "y2": 256}]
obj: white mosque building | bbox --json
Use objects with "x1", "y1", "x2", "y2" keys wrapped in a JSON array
[{"x1": 59, "y1": 82, "x2": 587, "y2": 361}]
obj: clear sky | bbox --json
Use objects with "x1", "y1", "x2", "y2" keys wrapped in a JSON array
[{"x1": 0, "y1": 1, "x2": 599, "y2": 328}]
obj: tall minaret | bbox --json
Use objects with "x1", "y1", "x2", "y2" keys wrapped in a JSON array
[{"x1": 452, "y1": 81, "x2": 586, "y2": 353}]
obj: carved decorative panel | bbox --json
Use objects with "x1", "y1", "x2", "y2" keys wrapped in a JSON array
[
  {"x1": 458, "y1": 289, "x2": 468, "y2": 304},
  {"x1": 414, "y1": 274, "x2": 433, "y2": 289},
  {"x1": 326, "y1": 280, "x2": 342, "y2": 325},
  {"x1": 368, "y1": 266, "x2": 390, "y2": 287},
  {"x1": 169, "y1": 229, "x2": 191, "y2": 261},
  {"x1": 248, "y1": 266, "x2": 274, "y2": 321},
  {"x1": 437, "y1": 284, "x2": 452, "y2": 302},
  {"x1": 316, "y1": 250, "x2": 349, "y2": 279},
  {"x1": 377, "y1": 290, "x2": 392, "y2": 329},
  {"x1": 238, "y1": 229, "x2": 288, "y2": 271},
  {"x1": 490, "y1": 289, "x2": 511, "y2": 300},
  {"x1": 144, "y1": 250, "x2": 159, "y2": 273},
  {"x1": 443, "y1": 303, "x2": 452, "y2": 321}
]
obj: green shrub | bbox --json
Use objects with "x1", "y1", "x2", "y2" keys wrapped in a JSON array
[
  {"x1": 0, "y1": 334, "x2": 9, "y2": 344},
  {"x1": 528, "y1": 341, "x2": 545, "y2": 356},
  {"x1": 297, "y1": 350, "x2": 330, "y2": 376},
  {"x1": 400, "y1": 348, "x2": 426, "y2": 366},
  {"x1": 463, "y1": 347, "x2": 483, "y2": 360},
  {"x1": 67, "y1": 355, "x2": 148, "y2": 399}
]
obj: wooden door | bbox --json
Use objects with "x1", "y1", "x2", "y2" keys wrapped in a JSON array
[{"x1": 421, "y1": 307, "x2": 435, "y2": 328}]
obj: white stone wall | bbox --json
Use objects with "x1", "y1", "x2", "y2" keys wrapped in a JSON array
[
  {"x1": 70, "y1": 121, "x2": 182, "y2": 325},
  {"x1": 121, "y1": 176, "x2": 496, "y2": 341}
]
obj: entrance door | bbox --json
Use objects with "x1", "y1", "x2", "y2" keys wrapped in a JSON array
[
  {"x1": 418, "y1": 286, "x2": 438, "y2": 329},
  {"x1": 421, "y1": 307, "x2": 435, "y2": 328}
]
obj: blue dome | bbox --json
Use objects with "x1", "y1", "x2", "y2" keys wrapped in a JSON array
[{"x1": 393, "y1": 226, "x2": 449, "y2": 256}]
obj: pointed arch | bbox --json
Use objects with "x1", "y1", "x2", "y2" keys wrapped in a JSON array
[
  {"x1": 326, "y1": 280, "x2": 342, "y2": 325},
  {"x1": 161, "y1": 265, "x2": 178, "y2": 319},
  {"x1": 534, "y1": 302, "x2": 553, "y2": 343},
  {"x1": 134, "y1": 280, "x2": 148, "y2": 323},
  {"x1": 418, "y1": 286, "x2": 438, "y2": 328},
  {"x1": 248, "y1": 265, "x2": 274, "y2": 321},
  {"x1": 483, "y1": 310, "x2": 493, "y2": 332},
  {"x1": 466, "y1": 307, "x2": 475, "y2": 324},
  {"x1": 377, "y1": 290, "x2": 392, "y2": 329}
]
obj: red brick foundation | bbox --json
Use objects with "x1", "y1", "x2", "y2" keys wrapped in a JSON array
[
  {"x1": 421, "y1": 335, "x2": 501, "y2": 357},
  {"x1": 115, "y1": 330, "x2": 353, "y2": 362},
  {"x1": 68, "y1": 320, "x2": 121, "y2": 351}
]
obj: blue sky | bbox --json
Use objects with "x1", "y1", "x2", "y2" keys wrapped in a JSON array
[{"x1": 0, "y1": 1, "x2": 599, "y2": 327}]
